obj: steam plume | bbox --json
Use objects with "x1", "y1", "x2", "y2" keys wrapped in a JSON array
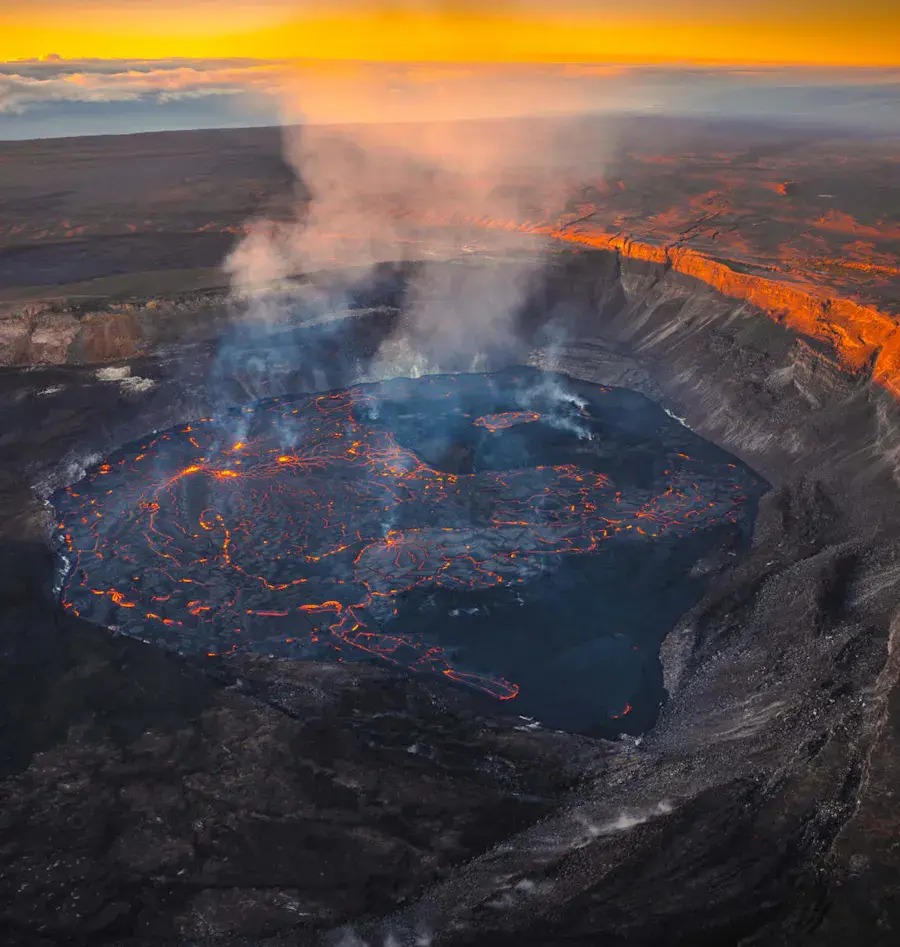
[{"x1": 223, "y1": 56, "x2": 612, "y2": 377}]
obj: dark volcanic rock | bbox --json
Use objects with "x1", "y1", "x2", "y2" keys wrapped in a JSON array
[{"x1": 0, "y1": 543, "x2": 605, "y2": 946}]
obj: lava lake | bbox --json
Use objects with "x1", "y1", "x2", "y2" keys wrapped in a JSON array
[{"x1": 52, "y1": 367, "x2": 766, "y2": 736}]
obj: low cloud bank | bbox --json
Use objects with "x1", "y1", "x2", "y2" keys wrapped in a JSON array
[
  {"x1": 0, "y1": 58, "x2": 290, "y2": 116},
  {"x1": 2, "y1": 58, "x2": 899, "y2": 140}
]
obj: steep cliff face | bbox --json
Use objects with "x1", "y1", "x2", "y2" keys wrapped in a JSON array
[
  {"x1": 0, "y1": 307, "x2": 80, "y2": 367},
  {"x1": 464, "y1": 214, "x2": 900, "y2": 398},
  {"x1": 605, "y1": 234, "x2": 900, "y2": 400},
  {"x1": 3, "y1": 212, "x2": 897, "y2": 406}
]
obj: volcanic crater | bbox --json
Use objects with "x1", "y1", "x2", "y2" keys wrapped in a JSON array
[{"x1": 3, "y1": 240, "x2": 899, "y2": 947}]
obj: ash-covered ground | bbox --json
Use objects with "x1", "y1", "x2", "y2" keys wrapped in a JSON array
[{"x1": 51, "y1": 368, "x2": 764, "y2": 736}]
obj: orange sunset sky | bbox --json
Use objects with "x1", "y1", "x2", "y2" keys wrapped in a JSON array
[{"x1": 2, "y1": 0, "x2": 898, "y2": 66}]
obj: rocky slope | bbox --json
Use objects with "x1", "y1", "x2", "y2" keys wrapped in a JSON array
[{"x1": 522, "y1": 250, "x2": 900, "y2": 945}]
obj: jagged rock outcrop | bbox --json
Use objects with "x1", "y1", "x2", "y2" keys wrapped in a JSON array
[
  {"x1": 68, "y1": 310, "x2": 144, "y2": 363},
  {"x1": 0, "y1": 292, "x2": 235, "y2": 367},
  {"x1": 0, "y1": 310, "x2": 32, "y2": 366},
  {"x1": 0, "y1": 306, "x2": 80, "y2": 366}
]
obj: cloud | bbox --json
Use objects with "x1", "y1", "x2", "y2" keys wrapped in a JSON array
[
  {"x1": 0, "y1": 57, "x2": 292, "y2": 115},
  {"x1": 0, "y1": 57, "x2": 636, "y2": 122},
  {"x1": 0, "y1": 56, "x2": 281, "y2": 79},
  {"x1": 1, "y1": 56, "x2": 899, "y2": 138},
  {"x1": 0, "y1": 56, "x2": 639, "y2": 126}
]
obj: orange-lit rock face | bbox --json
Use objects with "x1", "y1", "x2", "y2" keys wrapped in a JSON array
[
  {"x1": 522, "y1": 139, "x2": 900, "y2": 316},
  {"x1": 410, "y1": 133, "x2": 900, "y2": 397}
]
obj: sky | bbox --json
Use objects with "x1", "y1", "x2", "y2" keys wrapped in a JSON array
[
  {"x1": 3, "y1": 1, "x2": 899, "y2": 66},
  {"x1": 0, "y1": 1, "x2": 899, "y2": 139}
]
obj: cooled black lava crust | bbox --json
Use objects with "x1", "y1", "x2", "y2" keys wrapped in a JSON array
[{"x1": 51, "y1": 368, "x2": 766, "y2": 735}]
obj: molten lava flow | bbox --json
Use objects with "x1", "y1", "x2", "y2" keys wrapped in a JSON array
[{"x1": 53, "y1": 371, "x2": 761, "y2": 715}]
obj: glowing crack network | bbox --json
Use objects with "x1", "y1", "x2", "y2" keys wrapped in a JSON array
[{"x1": 52, "y1": 369, "x2": 763, "y2": 727}]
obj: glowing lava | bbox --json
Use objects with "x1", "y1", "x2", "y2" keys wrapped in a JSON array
[{"x1": 52, "y1": 370, "x2": 764, "y2": 730}]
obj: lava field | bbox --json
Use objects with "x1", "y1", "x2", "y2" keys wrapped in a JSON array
[{"x1": 52, "y1": 368, "x2": 765, "y2": 733}]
